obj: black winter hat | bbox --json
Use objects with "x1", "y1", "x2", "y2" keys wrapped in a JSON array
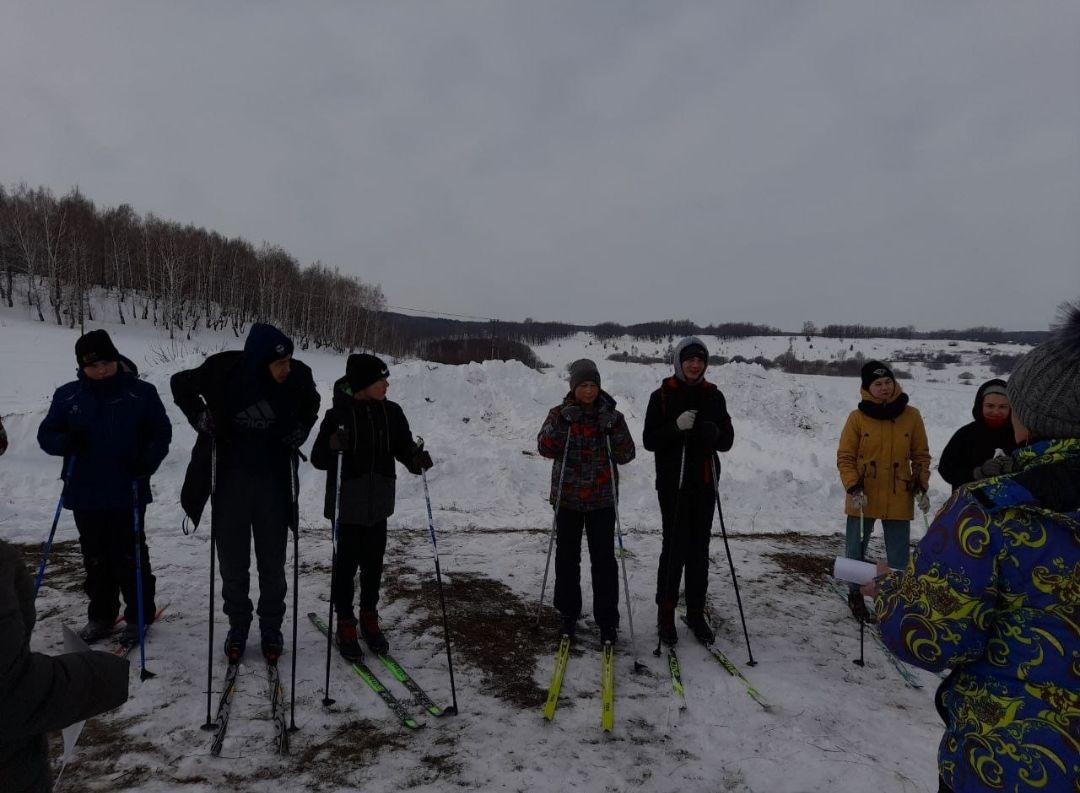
[
  {"x1": 860, "y1": 360, "x2": 894, "y2": 390},
  {"x1": 568, "y1": 358, "x2": 601, "y2": 390},
  {"x1": 347, "y1": 353, "x2": 389, "y2": 392},
  {"x1": 679, "y1": 343, "x2": 708, "y2": 363},
  {"x1": 75, "y1": 329, "x2": 120, "y2": 367}
]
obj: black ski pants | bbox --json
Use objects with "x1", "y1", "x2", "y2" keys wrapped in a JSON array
[
  {"x1": 655, "y1": 488, "x2": 714, "y2": 609},
  {"x1": 554, "y1": 506, "x2": 619, "y2": 629},
  {"x1": 331, "y1": 520, "x2": 388, "y2": 618},
  {"x1": 213, "y1": 466, "x2": 290, "y2": 633},
  {"x1": 73, "y1": 505, "x2": 155, "y2": 625}
]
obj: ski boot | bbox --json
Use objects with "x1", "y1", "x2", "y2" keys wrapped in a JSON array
[
  {"x1": 559, "y1": 613, "x2": 577, "y2": 640},
  {"x1": 224, "y1": 625, "x2": 248, "y2": 662},
  {"x1": 657, "y1": 601, "x2": 678, "y2": 646},
  {"x1": 359, "y1": 609, "x2": 389, "y2": 655},
  {"x1": 78, "y1": 619, "x2": 114, "y2": 644},
  {"x1": 336, "y1": 616, "x2": 364, "y2": 662},
  {"x1": 599, "y1": 624, "x2": 618, "y2": 645},
  {"x1": 685, "y1": 608, "x2": 715, "y2": 645},
  {"x1": 847, "y1": 590, "x2": 874, "y2": 623},
  {"x1": 261, "y1": 627, "x2": 284, "y2": 664}
]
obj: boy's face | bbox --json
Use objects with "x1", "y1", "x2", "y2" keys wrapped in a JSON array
[
  {"x1": 868, "y1": 377, "x2": 895, "y2": 401},
  {"x1": 83, "y1": 360, "x2": 118, "y2": 380},
  {"x1": 356, "y1": 378, "x2": 389, "y2": 401},
  {"x1": 681, "y1": 356, "x2": 705, "y2": 382},
  {"x1": 268, "y1": 355, "x2": 292, "y2": 384},
  {"x1": 573, "y1": 381, "x2": 599, "y2": 405}
]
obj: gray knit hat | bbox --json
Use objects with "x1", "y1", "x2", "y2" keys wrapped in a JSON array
[
  {"x1": 568, "y1": 358, "x2": 600, "y2": 390},
  {"x1": 1006, "y1": 302, "x2": 1080, "y2": 440}
]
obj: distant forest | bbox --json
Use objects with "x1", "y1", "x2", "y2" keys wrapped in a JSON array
[{"x1": 0, "y1": 182, "x2": 1048, "y2": 363}]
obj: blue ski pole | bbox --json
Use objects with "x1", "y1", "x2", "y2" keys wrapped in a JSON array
[
  {"x1": 131, "y1": 481, "x2": 155, "y2": 680},
  {"x1": 33, "y1": 455, "x2": 76, "y2": 599}
]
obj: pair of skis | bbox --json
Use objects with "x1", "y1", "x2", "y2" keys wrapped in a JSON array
[
  {"x1": 103, "y1": 606, "x2": 167, "y2": 658},
  {"x1": 207, "y1": 659, "x2": 289, "y2": 756},
  {"x1": 543, "y1": 634, "x2": 616, "y2": 732},
  {"x1": 308, "y1": 613, "x2": 446, "y2": 730}
]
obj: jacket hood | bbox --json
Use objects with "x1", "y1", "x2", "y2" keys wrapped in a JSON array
[
  {"x1": 244, "y1": 323, "x2": 294, "y2": 368},
  {"x1": 672, "y1": 336, "x2": 709, "y2": 382},
  {"x1": 972, "y1": 378, "x2": 1010, "y2": 423}
]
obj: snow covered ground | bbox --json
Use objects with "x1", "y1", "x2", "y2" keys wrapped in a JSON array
[{"x1": 0, "y1": 299, "x2": 1033, "y2": 792}]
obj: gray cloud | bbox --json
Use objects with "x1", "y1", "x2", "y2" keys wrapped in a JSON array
[{"x1": 2, "y1": 2, "x2": 1077, "y2": 329}]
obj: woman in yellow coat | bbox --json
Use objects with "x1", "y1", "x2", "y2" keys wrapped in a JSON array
[{"x1": 836, "y1": 360, "x2": 930, "y2": 620}]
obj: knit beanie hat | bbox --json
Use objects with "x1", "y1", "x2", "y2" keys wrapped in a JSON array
[
  {"x1": 860, "y1": 360, "x2": 895, "y2": 390},
  {"x1": 244, "y1": 323, "x2": 294, "y2": 368},
  {"x1": 568, "y1": 358, "x2": 601, "y2": 390},
  {"x1": 1006, "y1": 302, "x2": 1080, "y2": 439},
  {"x1": 75, "y1": 329, "x2": 120, "y2": 367},
  {"x1": 347, "y1": 353, "x2": 389, "y2": 392}
]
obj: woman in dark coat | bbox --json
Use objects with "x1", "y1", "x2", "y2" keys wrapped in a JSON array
[
  {"x1": 0, "y1": 539, "x2": 129, "y2": 793},
  {"x1": 938, "y1": 379, "x2": 1018, "y2": 490}
]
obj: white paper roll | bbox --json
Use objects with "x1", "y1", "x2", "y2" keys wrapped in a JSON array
[{"x1": 833, "y1": 557, "x2": 878, "y2": 585}]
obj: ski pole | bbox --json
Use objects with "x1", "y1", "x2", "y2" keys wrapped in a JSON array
[
  {"x1": 853, "y1": 506, "x2": 866, "y2": 666},
  {"x1": 417, "y1": 437, "x2": 459, "y2": 715},
  {"x1": 288, "y1": 452, "x2": 300, "y2": 733},
  {"x1": 605, "y1": 436, "x2": 646, "y2": 673},
  {"x1": 131, "y1": 481, "x2": 155, "y2": 680},
  {"x1": 655, "y1": 440, "x2": 687, "y2": 657},
  {"x1": 534, "y1": 428, "x2": 572, "y2": 631},
  {"x1": 711, "y1": 456, "x2": 755, "y2": 666},
  {"x1": 33, "y1": 455, "x2": 76, "y2": 599},
  {"x1": 201, "y1": 441, "x2": 218, "y2": 731},
  {"x1": 323, "y1": 444, "x2": 344, "y2": 707}
]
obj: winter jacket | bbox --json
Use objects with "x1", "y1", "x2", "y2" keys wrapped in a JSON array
[
  {"x1": 875, "y1": 438, "x2": 1080, "y2": 793},
  {"x1": 0, "y1": 540, "x2": 130, "y2": 793},
  {"x1": 836, "y1": 382, "x2": 930, "y2": 520},
  {"x1": 643, "y1": 377, "x2": 733, "y2": 492},
  {"x1": 938, "y1": 379, "x2": 1018, "y2": 491},
  {"x1": 37, "y1": 358, "x2": 172, "y2": 510},
  {"x1": 0, "y1": 415, "x2": 7, "y2": 455},
  {"x1": 310, "y1": 376, "x2": 421, "y2": 525},
  {"x1": 537, "y1": 390, "x2": 635, "y2": 511},
  {"x1": 171, "y1": 334, "x2": 320, "y2": 528}
]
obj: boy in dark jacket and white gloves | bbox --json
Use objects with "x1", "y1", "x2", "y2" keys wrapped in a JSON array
[
  {"x1": 643, "y1": 337, "x2": 734, "y2": 646},
  {"x1": 310, "y1": 354, "x2": 432, "y2": 659}
]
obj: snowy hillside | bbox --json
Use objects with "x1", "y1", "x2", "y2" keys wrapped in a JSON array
[{"x1": 0, "y1": 302, "x2": 1032, "y2": 793}]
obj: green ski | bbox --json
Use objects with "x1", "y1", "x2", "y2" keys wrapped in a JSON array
[{"x1": 542, "y1": 635, "x2": 572, "y2": 721}]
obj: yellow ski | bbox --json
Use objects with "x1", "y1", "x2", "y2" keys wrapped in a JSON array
[
  {"x1": 600, "y1": 642, "x2": 615, "y2": 732},
  {"x1": 542, "y1": 635, "x2": 572, "y2": 721}
]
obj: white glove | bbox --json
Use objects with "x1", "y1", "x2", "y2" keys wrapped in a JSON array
[
  {"x1": 676, "y1": 410, "x2": 698, "y2": 431},
  {"x1": 915, "y1": 491, "x2": 931, "y2": 514},
  {"x1": 849, "y1": 490, "x2": 868, "y2": 511}
]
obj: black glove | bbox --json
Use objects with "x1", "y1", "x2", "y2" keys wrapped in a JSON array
[
  {"x1": 194, "y1": 409, "x2": 215, "y2": 437},
  {"x1": 693, "y1": 420, "x2": 720, "y2": 445},
  {"x1": 281, "y1": 425, "x2": 307, "y2": 450},
  {"x1": 328, "y1": 428, "x2": 351, "y2": 452},
  {"x1": 597, "y1": 410, "x2": 618, "y2": 433},
  {"x1": 560, "y1": 405, "x2": 582, "y2": 423},
  {"x1": 973, "y1": 455, "x2": 1013, "y2": 480},
  {"x1": 406, "y1": 449, "x2": 434, "y2": 475},
  {"x1": 848, "y1": 487, "x2": 868, "y2": 510}
]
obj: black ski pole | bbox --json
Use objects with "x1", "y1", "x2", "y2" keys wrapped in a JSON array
[
  {"x1": 710, "y1": 456, "x2": 755, "y2": 666},
  {"x1": 130, "y1": 481, "x2": 155, "y2": 680},
  {"x1": 417, "y1": 437, "x2": 459, "y2": 715},
  {"x1": 33, "y1": 455, "x2": 76, "y2": 599},
  {"x1": 655, "y1": 439, "x2": 687, "y2": 657},
  {"x1": 533, "y1": 428, "x2": 571, "y2": 632},
  {"x1": 201, "y1": 441, "x2": 218, "y2": 731},
  {"x1": 853, "y1": 507, "x2": 867, "y2": 666},
  {"x1": 605, "y1": 436, "x2": 646, "y2": 673},
  {"x1": 288, "y1": 451, "x2": 300, "y2": 733},
  {"x1": 323, "y1": 444, "x2": 344, "y2": 707}
]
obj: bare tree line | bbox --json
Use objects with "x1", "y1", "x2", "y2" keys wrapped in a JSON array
[{"x1": 0, "y1": 183, "x2": 386, "y2": 351}]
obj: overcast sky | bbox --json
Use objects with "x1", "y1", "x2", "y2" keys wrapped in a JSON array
[{"x1": 3, "y1": 2, "x2": 1078, "y2": 330}]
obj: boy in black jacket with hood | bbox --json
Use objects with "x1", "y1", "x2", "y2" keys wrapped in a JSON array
[
  {"x1": 643, "y1": 336, "x2": 734, "y2": 646},
  {"x1": 310, "y1": 354, "x2": 432, "y2": 659},
  {"x1": 171, "y1": 323, "x2": 320, "y2": 663},
  {"x1": 938, "y1": 378, "x2": 1018, "y2": 491}
]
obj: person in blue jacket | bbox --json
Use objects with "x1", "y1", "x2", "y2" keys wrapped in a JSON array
[
  {"x1": 37, "y1": 330, "x2": 172, "y2": 645},
  {"x1": 865, "y1": 303, "x2": 1080, "y2": 793}
]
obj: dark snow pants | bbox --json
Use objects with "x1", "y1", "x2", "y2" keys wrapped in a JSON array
[
  {"x1": 73, "y1": 506, "x2": 156, "y2": 625},
  {"x1": 212, "y1": 466, "x2": 290, "y2": 633},
  {"x1": 332, "y1": 520, "x2": 388, "y2": 618},
  {"x1": 655, "y1": 488, "x2": 714, "y2": 609},
  {"x1": 554, "y1": 506, "x2": 619, "y2": 629}
]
